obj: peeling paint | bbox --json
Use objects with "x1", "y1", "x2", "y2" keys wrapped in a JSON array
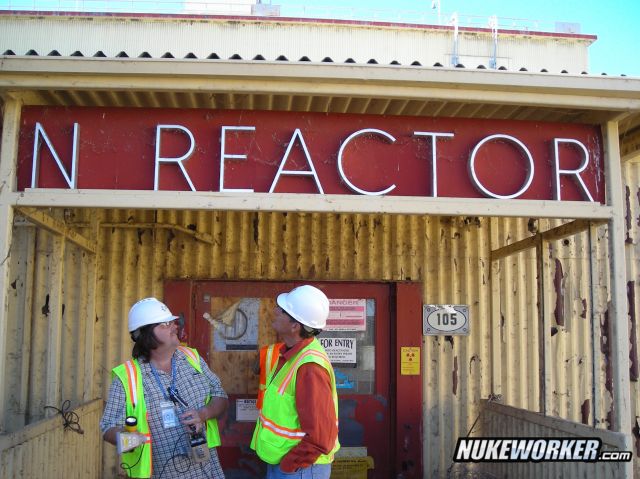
[
  {"x1": 41, "y1": 294, "x2": 49, "y2": 317},
  {"x1": 633, "y1": 417, "x2": 640, "y2": 456},
  {"x1": 628, "y1": 281, "x2": 638, "y2": 381},
  {"x1": 452, "y1": 356, "x2": 458, "y2": 396},
  {"x1": 252, "y1": 213, "x2": 259, "y2": 246},
  {"x1": 601, "y1": 308, "x2": 613, "y2": 430},
  {"x1": 469, "y1": 354, "x2": 480, "y2": 370},
  {"x1": 580, "y1": 399, "x2": 590, "y2": 425},
  {"x1": 625, "y1": 185, "x2": 632, "y2": 243},
  {"x1": 580, "y1": 298, "x2": 587, "y2": 319},
  {"x1": 553, "y1": 258, "x2": 565, "y2": 326},
  {"x1": 166, "y1": 228, "x2": 175, "y2": 251}
]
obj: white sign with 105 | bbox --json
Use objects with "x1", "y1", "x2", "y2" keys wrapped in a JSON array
[{"x1": 423, "y1": 305, "x2": 469, "y2": 336}]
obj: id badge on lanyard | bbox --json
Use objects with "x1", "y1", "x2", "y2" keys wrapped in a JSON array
[{"x1": 160, "y1": 400, "x2": 180, "y2": 428}]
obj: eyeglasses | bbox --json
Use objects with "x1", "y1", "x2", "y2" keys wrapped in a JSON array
[{"x1": 156, "y1": 320, "x2": 176, "y2": 328}]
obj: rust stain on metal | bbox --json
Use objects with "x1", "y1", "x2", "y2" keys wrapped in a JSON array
[
  {"x1": 553, "y1": 259, "x2": 565, "y2": 326},
  {"x1": 580, "y1": 298, "x2": 587, "y2": 319},
  {"x1": 629, "y1": 281, "x2": 638, "y2": 381},
  {"x1": 452, "y1": 356, "x2": 458, "y2": 396},
  {"x1": 581, "y1": 399, "x2": 590, "y2": 425}
]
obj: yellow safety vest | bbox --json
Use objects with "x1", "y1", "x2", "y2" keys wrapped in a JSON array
[
  {"x1": 250, "y1": 338, "x2": 340, "y2": 465},
  {"x1": 112, "y1": 345, "x2": 221, "y2": 478}
]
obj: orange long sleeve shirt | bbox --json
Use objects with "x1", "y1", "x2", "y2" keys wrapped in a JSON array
[{"x1": 274, "y1": 338, "x2": 338, "y2": 473}]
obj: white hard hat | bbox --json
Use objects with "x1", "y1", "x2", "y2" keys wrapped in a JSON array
[
  {"x1": 128, "y1": 297, "x2": 178, "y2": 332},
  {"x1": 277, "y1": 285, "x2": 330, "y2": 330}
]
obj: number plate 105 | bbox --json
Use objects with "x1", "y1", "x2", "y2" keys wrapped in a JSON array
[{"x1": 422, "y1": 305, "x2": 469, "y2": 336}]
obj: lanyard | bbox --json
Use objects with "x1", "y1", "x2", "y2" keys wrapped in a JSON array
[{"x1": 149, "y1": 355, "x2": 176, "y2": 401}]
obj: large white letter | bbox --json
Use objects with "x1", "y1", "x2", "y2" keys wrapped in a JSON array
[
  {"x1": 413, "y1": 131, "x2": 454, "y2": 197},
  {"x1": 468, "y1": 134, "x2": 534, "y2": 199},
  {"x1": 154, "y1": 125, "x2": 196, "y2": 191},
  {"x1": 219, "y1": 126, "x2": 256, "y2": 193},
  {"x1": 269, "y1": 129, "x2": 324, "y2": 194},
  {"x1": 553, "y1": 138, "x2": 594, "y2": 202},
  {"x1": 31, "y1": 122, "x2": 80, "y2": 188},
  {"x1": 337, "y1": 128, "x2": 396, "y2": 196}
]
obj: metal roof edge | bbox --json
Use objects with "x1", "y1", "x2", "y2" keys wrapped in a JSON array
[
  {"x1": 0, "y1": 9, "x2": 598, "y2": 42},
  {"x1": 1, "y1": 55, "x2": 637, "y2": 93}
]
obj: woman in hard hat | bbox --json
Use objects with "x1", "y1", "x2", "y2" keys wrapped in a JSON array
[
  {"x1": 251, "y1": 285, "x2": 340, "y2": 479},
  {"x1": 100, "y1": 297, "x2": 228, "y2": 478}
]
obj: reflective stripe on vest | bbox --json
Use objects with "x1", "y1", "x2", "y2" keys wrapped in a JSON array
[
  {"x1": 258, "y1": 343, "x2": 283, "y2": 411},
  {"x1": 112, "y1": 346, "x2": 221, "y2": 477},
  {"x1": 277, "y1": 349, "x2": 331, "y2": 395},
  {"x1": 250, "y1": 338, "x2": 340, "y2": 465}
]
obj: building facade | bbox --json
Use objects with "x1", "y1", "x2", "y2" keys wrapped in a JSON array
[{"x1": 1, "y1": 10, "x2": 640, "y2": 479}]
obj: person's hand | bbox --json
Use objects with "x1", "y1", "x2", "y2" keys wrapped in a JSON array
[{"x1": 179, "y1": 408, "x2": 203, "y2": 433}]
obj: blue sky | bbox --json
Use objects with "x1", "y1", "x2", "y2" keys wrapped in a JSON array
[{"x1": 275, "y1": 0, "x2": 640, "y2": 77}]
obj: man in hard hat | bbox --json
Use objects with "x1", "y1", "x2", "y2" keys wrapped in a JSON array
[
  {"x1": 251, "y1": 285, "x2": 340, "y2": 479},
  {"x1": 100, "y1": 297, "x2": 228, "y2": 478}
]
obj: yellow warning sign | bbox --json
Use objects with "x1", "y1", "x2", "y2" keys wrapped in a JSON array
[
  {"x1": 330, "y1": 457, "x2": 374, "y2": 479},
  {"x1": 401, "y1": 346, "x2": 420, "y2": 375}
]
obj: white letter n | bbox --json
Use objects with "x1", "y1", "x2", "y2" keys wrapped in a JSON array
[{"x1": 31, "y1": 122, "x2": 80, "y2": 188}]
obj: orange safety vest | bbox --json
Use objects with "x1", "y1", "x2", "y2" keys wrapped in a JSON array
[{"x1": 257, "y1": 343, "x2": 284, "y2": 411}]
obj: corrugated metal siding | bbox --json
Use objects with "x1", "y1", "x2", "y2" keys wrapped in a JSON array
[
  {"x1": 0, "y1": 399, "x2": 102, "y2": 478},
  {"x1": 3, "y1": 206, "x2": 635, "y2": 477},
  {"x1": 0, "y1": 14, "x2": 591, "y2": 72},
  {"x1": 4, "y1": 218, "x2": 96, "y2": 433},
  {"x1": 625, "y1": 160, "x2": 640, "y2": 467},
  {"x1": 477, "y1": 400, "x2": 626, "y2": 478}
]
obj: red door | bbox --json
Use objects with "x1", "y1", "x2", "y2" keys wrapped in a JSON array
[{"x1": 166, "y1": 280, "x2": 395, "y2": 478}]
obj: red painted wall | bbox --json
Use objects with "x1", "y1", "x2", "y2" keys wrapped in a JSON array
[{"x1": 18, "y1": 106, "x2": 606, "y2": 203}]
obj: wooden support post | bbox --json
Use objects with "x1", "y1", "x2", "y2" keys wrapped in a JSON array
[
  {"x1": 0, "y1": 97, "x2": 22, "y2": 432},
  {"x1": 603, "y1": 120, "x2": 633, "y2": 478}
]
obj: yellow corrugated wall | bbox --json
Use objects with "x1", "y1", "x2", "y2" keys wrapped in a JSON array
[{"x1": 3, "y1": 204, "x2": 638, "y2": 477}]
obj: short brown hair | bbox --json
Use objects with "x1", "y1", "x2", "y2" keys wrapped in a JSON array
[{"x1": 131, "y1": 324, "x2": 160, "y2": 361}]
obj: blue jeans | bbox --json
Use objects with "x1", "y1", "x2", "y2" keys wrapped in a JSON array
[{"x1": 266, "y1": 463, "x2": 331, "y2": 479}]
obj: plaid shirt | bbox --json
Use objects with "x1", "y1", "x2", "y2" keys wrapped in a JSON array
[{"x1": 100, "y1": 349, "x2": 227, "y2": 479}]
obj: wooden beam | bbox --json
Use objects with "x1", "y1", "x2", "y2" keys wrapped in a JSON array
[
  {"x1": 490, "y1": 219, "x2": 606, "y2": 261},
  {"x1": 14, "y1": 206, "x2": 95, "y2": 254},
  {"x1": 8, "y1": 190, "x2": 615, "y2": 221}
]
